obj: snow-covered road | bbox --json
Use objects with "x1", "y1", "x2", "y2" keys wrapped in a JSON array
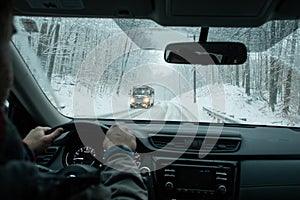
[{"x1": 102, "y1": 101, "x2": 212, "y2": 122}]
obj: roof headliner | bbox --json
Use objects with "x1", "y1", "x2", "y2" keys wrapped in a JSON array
[{"x1": 13, "y1": 0, "x2": 300, "y2": 27}]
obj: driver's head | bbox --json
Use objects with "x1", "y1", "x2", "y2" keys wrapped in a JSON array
[{"x1": 0, "y1": 0, "x2": 14, "y2": 106}]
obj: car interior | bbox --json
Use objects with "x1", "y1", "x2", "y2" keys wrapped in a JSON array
[{"x1": 5, "y1": 0, "x2": 300, "y2": 200}]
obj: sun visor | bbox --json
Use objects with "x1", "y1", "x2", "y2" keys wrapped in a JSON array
[
  {"x1": 15, "y1": 0, "x2": 154, "y2": 18},
  {"x1": 167, "y1": 0, "x2": 269, "y2": 17},
  {"x1": 160, "y1": 0, "x2": 275, "y2": 27}
]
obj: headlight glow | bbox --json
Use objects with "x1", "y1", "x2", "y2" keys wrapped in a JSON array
[
  {"x1": 130, "y1": 97, "x2": 135, "y2": 103},
  {"x1": 143, "y1": 97, "x2": 150, "y2": 103}
]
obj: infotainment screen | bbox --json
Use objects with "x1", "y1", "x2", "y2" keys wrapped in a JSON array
[{"x1": 174, "y1": 166, "x2": 215, "y2": 190}]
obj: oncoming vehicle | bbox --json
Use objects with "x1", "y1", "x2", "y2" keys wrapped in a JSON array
[
  {"x1": 130, "y1": 85, "x2": 154, "y2": 108},
  {"x1": 4, "y1": 0, "x2": 300, "y2": 200}
]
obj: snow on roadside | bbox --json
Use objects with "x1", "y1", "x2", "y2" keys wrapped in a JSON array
[{"x1": 175, "y1": 84, "x2": 299, "y2": 126}]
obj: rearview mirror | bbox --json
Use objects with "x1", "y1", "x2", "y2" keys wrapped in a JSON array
[{"x1": 164, "y1": 42, "x2": 247, "y2": 65}]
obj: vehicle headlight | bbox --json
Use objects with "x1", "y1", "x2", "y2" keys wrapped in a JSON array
[
  {"x1": 130, "y1": 97, "x2": 135, "y2": 103},
  {"x1": 143, "y1": 97, "x2": 150, "y2": 103}
]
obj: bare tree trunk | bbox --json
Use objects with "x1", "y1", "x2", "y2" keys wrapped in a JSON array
[
  {"x1": 242, "y1": 67, "x2": 245, "y2": 88},
  {"x1": 269, "y1": 58, "x2": 278, "y2": 112},
  {"x1": 258, "y1": 53, "x2": 263, "y2": 95},
  {"x1": 283, "y1": 68, "x2": 292, "y2": 114},
  {"x1": 28, "y1": 33, "x2": 32, "y2": 47},
  {"x1": 47, "y1": 22, "x2": 60, "y2": 82},
  {"x1": 116, "y1": 36, "x2": 133, "y2": 95},
  {"x1": 276, "y1": 21, "x2": 285, "y2": 101},
  {"x1": 235, "y1": 65, "x2": 239, "y2": 87},
  {"x1": 265, "y1": 56, "x2": 269, "y2": 91},
  {"x1": 268, "y1": 21, "x2": 278, "y2": 112},
  {"x1": 37, "y1": 21, "x2": 49, "y2": 67},
  {"x1": 298, "y1": 91, "x2": 300, "y2": 115},
  {"x1": 70, "y1": 33, "x2": 79, "y2": 75},
  {"x1": 283, "y1": 21, "x2": 298, "y2": 114},
  {"x1": 245, "y1": 61, "x2": 251, "y2": 96}
]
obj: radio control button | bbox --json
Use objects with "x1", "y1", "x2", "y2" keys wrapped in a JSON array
[
  {"x1": 140, "y1": 166, "x2": 151, "y2": 176},
  {"x1": 164, "y1": 169, "x2": 175, "y2": 172},
  {"x1": 217, "y1": 185, "x2": 227, "y2": 195},
  {"x1": 164, "y1": 174, "x2": 175, "y2": 178},
  {"x1": 216, "y1": 177, "x2": 228, "y2": 181},
  {"x1": 165, "y1": 182, "x2": 174, "y2": 190},
  {"x1": 216, "y1": 172, "x2": 227, "y2": 176}
]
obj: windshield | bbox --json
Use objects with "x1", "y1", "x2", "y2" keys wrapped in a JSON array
[
  {"x1": 133, "y1": 88, "x2": 150, "y2": 96},
  {"x1": 12, "y1": 16, "x2": 300, "y2": 127}
]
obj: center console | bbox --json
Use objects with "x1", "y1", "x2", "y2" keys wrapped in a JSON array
[{"x1": 154, "y1": 158, "x2": 238, "y2": 200}]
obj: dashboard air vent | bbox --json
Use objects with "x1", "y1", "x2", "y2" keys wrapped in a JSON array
[{"x1": 149, "y1": 135, "x2": 241, "y2": 153}]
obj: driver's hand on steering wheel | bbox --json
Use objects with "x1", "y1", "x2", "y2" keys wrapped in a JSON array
[
  {"x1": 23, "y1": 126, "x2": 64, "y2": 154},
  {"x1": 103, "y1": 125, "x2": 136, "y2": 152}
]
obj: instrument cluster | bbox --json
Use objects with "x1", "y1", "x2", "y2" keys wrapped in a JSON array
[{"x1": 65, "y1": 145, "x2": 142, "y2": 168}]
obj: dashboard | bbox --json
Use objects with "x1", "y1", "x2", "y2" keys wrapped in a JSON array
[{"x1": 36, "y1": 120, "x2": 300, "y2": 200}]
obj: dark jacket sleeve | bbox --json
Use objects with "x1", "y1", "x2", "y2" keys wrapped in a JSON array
[
  {"x1": 0, "y1": 160, "x2": 41, "y2": 200},
  {"x1": 101, "y1": 147, "x2": 148, "y2": 200},
  {"x1": 0, "y1": 117, "x2": 35, "y2": 164}
]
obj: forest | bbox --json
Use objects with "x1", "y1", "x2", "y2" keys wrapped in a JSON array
[{"x1": 12, "y1": 16, "x2": 300, "y2": 125}]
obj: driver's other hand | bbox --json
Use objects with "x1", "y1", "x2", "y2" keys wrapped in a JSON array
[
  {"x1": 23, "y1": 126, "x2": 64, "y2": 155},
  {"x1": 103, "y1": 125, "x2": 136, "y2": 152}
]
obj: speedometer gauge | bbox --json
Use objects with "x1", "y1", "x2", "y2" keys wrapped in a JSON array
[{"x1": 73, "y1": 146, "x2": 96, "y2": 165}]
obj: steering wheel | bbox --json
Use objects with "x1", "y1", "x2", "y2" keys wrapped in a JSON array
[
  {"x1": 45, "y1": 120, "x2": 110, "y2": 136},
  {"x1": 37, "y1": 121, "x2": 108, "y2": 194},
  {"x1": 47, "y1": 120, "x2": 109, "y2": 163}
]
